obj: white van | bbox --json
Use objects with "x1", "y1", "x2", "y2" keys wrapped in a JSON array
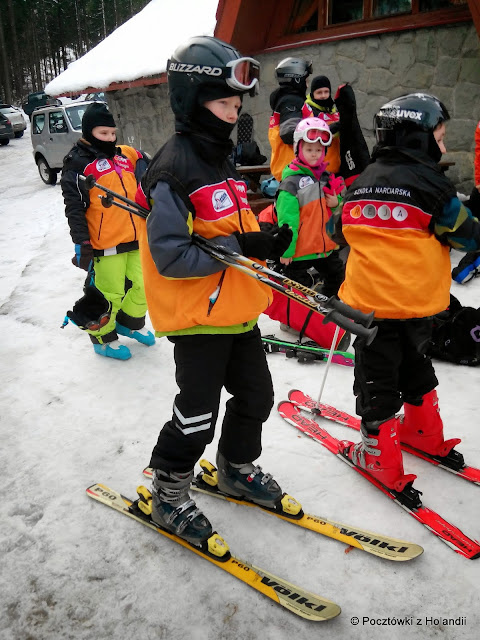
[{"x1": 31, "y1": 101, "x2": 98, "y2": 185}]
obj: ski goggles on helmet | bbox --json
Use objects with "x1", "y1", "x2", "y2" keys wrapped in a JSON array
[
  {"x1": 223, "y1": 57, "x2": 260, "y2": 93},
  {"x1": 298, "y1": 127, "x2": 333, "y2": 146}
]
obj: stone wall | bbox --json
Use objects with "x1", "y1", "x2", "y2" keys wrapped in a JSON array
[
  {"x1": 109, "y1": 22, "x2": 480, "y2": 194},
  {"x1": 107, "y1": 83, "x2": 175, "y2": 158}
]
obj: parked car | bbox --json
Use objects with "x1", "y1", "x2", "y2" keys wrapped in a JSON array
[
  {"x1": 30, "y1": 101, "x2": 97, "y2": 184},
  {"x1": 22, "y1": 92, "x2": 61, "y2": 118},
  {"x1": 0, "y1": 112, "x2": 15, "y2": 145},
  {"x1": 0, "y1": 104, "x2": 27, "y2": 137}
]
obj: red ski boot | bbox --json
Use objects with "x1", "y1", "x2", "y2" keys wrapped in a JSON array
[
  {"x1": 341, "y1": 416, "x2": 417, "y2": 492},
  {"x1": 400, "y1": 390, "x2": 461, "y2": 457}
]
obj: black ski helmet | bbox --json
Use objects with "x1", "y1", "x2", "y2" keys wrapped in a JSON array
[
  {"x1": 275, "y1": 57, "x2": 312, "y2": 86},
  {"x1": 374, "y1": 93, "x2": 450, "y2": 161},
  {"x1": 167, "y1": 35, "x2": 260, "y2": 122}
]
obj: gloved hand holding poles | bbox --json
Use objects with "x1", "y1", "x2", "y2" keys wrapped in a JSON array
[{"x1": 234, "y1": 224, "x2": 293, "y2": 260}]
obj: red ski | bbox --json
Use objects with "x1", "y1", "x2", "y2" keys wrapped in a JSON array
[
  {"x1": 288, "y1": 389, "x2": 480, "y2": 486},
  {"x1": 278, "y1": 400, "x2": 480, "y2": 560}
]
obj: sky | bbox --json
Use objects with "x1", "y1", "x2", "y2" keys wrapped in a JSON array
[
  {"x1": 1, "y1": 125, "x2": 480, "y2": 640},
  {"x1": 45, "y1": 0, "x2": 219, "y2": 96}
]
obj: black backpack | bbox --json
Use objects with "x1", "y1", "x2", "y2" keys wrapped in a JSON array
[{"x1": 428, "y1": 294, "x2": 480, "y2": 366}]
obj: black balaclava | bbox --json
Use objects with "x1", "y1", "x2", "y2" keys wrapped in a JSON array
[
  {"x1": 82, "y1": 102, "x2": 117, "y2": 158},
  {"x1": 392, "y1": 128, "x2": 443, "y2": 164},
  {"x1": 192, "y1": 84, "x2": 243, "y2": 142},
  {"x1": 310, "y1": 75, "x2": 335, "y2": 110}
]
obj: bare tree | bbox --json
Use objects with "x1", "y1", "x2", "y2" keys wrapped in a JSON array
[
  {"x1": 1, "y1": 0, "x2": 150, "y2": 101},
  {"x1": 0, "y1": 11, "x2": 12, "y2": 103},
  {"x1": 7, "y1": 0, "x2": 23, "y2": 99}
]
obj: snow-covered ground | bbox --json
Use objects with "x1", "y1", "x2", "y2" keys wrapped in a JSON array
[{"x1": 1, "y1": 129, "x2": 479, "y2": 640}]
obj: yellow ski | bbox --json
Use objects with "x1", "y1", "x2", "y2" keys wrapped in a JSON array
[
  {"x1": 87, "y1": 483, "x2": 341, "y2": 622},
  {"x1": 142, "y1": 465, "x2": 423, "y2": 562}
]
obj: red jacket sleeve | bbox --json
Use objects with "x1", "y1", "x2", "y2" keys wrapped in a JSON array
[{"x1": 474, "y1": 120, "x2": 480, "y2": 186}]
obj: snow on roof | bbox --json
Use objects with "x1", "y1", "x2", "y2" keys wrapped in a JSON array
[{"x1": 45, "y1": 0, "x2": 218, "y2": 96}]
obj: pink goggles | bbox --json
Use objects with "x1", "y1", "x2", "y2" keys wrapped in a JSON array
[{"x1": 300, "y1": 127, "x2": 333, "y2": 146}]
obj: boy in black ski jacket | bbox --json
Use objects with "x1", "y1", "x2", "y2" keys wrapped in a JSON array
[{"x1": 135, "y1": 36, "x2": 293, "y2": 547}]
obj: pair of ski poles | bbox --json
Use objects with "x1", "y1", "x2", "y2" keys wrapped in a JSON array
[{"x1": 79, "y1": 174, "x2": 377, "y2": 404}]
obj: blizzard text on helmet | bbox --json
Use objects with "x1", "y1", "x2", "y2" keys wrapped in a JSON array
[{"x1": 168, "y1": 62, "x2": 223, "y2": 76}]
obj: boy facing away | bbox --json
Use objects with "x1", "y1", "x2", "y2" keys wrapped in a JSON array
[{"x1": 328, "y1": 93, "x2": 480, "y2": 495}]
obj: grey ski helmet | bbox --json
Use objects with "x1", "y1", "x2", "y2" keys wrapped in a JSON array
[
  {"x1": 167, "y1": 35, "x2": 260, "y2": 122},
  {"x1": 275, "y1": 57, "x2": 312, "y2": 86},
  {"x1": 374, "y1": 93, "x2": 449, "y2": 161}
]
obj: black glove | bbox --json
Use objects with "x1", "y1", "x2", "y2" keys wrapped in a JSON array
[
  {"x1": 329, "y1": 121, "x2": 341, "y2": 136},
  {"x1": 235, "y1": 224, "x2": 292, "y2": 260},
  {"x1": 234, "y1": 230, "x2": 274, "y2": 260},
  {"x1": 269, "y1": 223, "x2": 293, "y2": 258},
  {"x1": 72, "y1": 240, "x2": 94, "y2": 271}
]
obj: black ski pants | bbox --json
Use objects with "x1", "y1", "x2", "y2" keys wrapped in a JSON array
[
  {"x1": 353, "y1": 317, "x2": 438, "y2": 423},
  {"x1": 284, "y1": 251, "x2": 345, "y2": 297},
  {"x1": 149, "y1": 325, "x2": 274, "y2": 473}
]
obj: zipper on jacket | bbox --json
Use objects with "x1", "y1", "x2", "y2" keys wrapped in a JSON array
[
  {"x1": 116, "y1": 161, "x2": 138, "y2": 241},
  {"x1": 97, "y1": 212, "x2": 104, "y2": 241},
  {"x1": 321, "y1": 196, "x2": 329, "y2": 254},
  {"x1": 225, "y1": 174, "x2": 246, "y2": 233},
  {"x1": 207, "y1": 271, "x2": 226, "y2": 317}
]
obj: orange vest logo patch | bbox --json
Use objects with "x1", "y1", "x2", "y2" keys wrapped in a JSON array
[{"x1": 350, "y1": 205, "x2": 362, "y2": 218}]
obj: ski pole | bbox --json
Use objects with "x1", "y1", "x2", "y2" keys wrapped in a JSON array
[
  {"x1": 79, "y1": 174, "x2": 149, "y2": 217},
  {"x1": 77, "y1": 177, "x2": 377, "y2": 342},
  {"x1": 193, "y1": 233, "x2": 374, "y2": 329},
  {"x1": 312, "y1": 325, "x2": 341, "y2": 415},
  {"x1": 78, "y1": 175, "x2": 371, "y2": 326},
  {"x1": 195, "y1": 237, "x2": 377, "y2": 344},
  {"x1": 97, "y1": 192, "x2": 148, "y2": 218}
]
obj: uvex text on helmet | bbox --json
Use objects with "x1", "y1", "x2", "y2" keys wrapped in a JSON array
[
  {"x1": 375, "y1": 93, "x2": 450, "y2": 146},
  {"x1": 275, "y1": 57, "x2": 313, "y2": 85},
  {"x1": 167, "y1": 35, "x2": 260, "y2": 121}
]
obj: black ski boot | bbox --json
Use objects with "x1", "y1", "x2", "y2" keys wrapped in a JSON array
[
  {"x1": 215, "y1": 452, "x2": 283, "y2": 508},
  {"x1": 151, "y1": 469, "x2": 212, "y2": 545}
]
